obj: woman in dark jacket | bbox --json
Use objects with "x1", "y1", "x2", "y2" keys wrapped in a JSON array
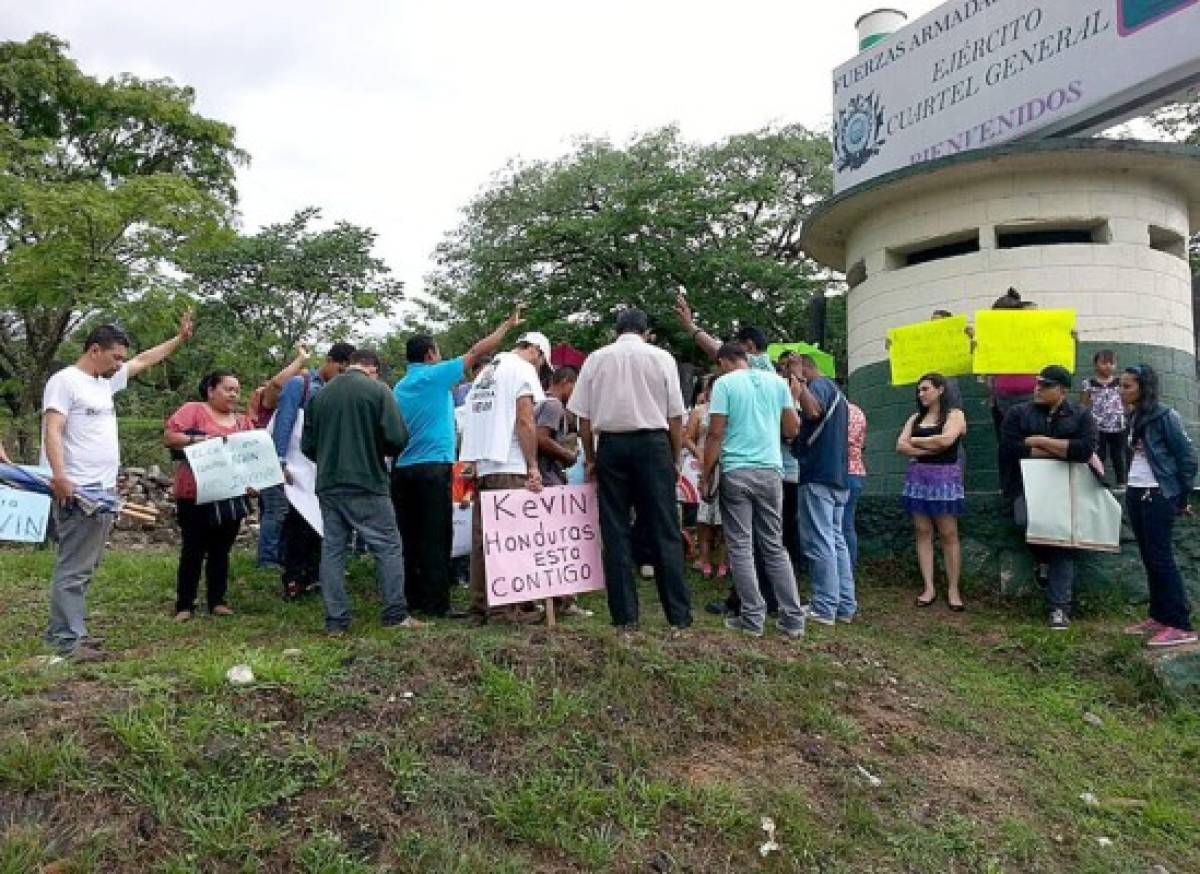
[{"x1": 1120, "y1": 364, "x2": 1198, "y2": 647}]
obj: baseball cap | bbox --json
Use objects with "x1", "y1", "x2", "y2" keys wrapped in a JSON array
[
  {"x1": 1036, "y1": 365, "x2": 1072, "y2": 388},
  {"x1": 517, "y1": 331, "x2": 552, "y2": 363}
]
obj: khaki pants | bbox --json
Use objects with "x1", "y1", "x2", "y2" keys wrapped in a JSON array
[{"x1": 469, "y1": 473, "x2": 528, "y2": 617}]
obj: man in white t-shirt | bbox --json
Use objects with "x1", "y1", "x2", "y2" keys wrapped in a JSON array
[
  {"x1": 459, "y1": 331, "x2": 549, "y2": 624},
  {"x1": 41, "y1": 315, "x2": 193, "y2": 659}
]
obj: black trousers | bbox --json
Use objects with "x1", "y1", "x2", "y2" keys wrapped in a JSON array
[
  {"x1": 176, "y1": 498, "x2": 241, "y2": 612},
  {"x1": 782, "y1": 480, "x2": 804, "y2": 583},
  {"x1": 596, "y1": 431, "x2": 692, "y2": 628},
  {"x1": 1127, "y1": 487, "x2": 1193, "y2": 631},
  {"x1": 391, "y1": 463, "x2": 453, "y2": 616},
  {"x1": 1097, "y1": 431, "x2": 1127, "y2": 485},
  {"x1": 282, "y1": 507, "x2": 322, "y2": 590}
]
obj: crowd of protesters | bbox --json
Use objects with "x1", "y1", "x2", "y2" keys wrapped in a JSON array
[{"x1": 31, "y1": 291, "x2": 1198, "y2": 661}]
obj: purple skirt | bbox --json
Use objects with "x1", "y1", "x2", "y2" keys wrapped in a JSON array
[{"x1": 902, "y1": 461, "x2": 965, "y2": 518}]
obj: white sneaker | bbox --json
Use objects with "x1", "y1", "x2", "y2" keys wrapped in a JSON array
[
  {"x1": 560, "y1": 603, "x2": 594, "y2": 618},
  {"x1": 387, "y1": 617, "x2": 430, "y2": 630},
  {"x1": 639, "y1": 565, "x2": 655, "y2": 580}
]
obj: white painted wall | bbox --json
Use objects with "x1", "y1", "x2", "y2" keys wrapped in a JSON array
[{"x1": 845, "y1": 168, "x2": 1195, "y2": 374}]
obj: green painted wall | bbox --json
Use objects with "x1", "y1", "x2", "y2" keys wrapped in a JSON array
[
  {"x1": 848, "y1": 340, "x2": 1199, "y2": 598},
  {"x1": 848, "y1": 341, "x2": 1198, "y2": 497}
]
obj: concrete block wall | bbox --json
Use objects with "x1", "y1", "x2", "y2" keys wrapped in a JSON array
[{"x1": 844, "y1": 170, "x2": 1195, "y2": 375}]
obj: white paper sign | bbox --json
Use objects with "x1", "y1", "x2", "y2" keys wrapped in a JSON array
[
  {"x1": 0, "y1": 486, "x2": 52, "y2": 542},
  {"x1": 281, "y1": 410, "x2": 323, "y2": 536},
  {"x1": 185, "y1": 430, "x2": 285, "y2": 505}
]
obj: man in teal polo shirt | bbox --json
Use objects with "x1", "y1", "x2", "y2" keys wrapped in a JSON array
[{"x1": 391, "y1": 306, "x2": 524, "y2": 617}]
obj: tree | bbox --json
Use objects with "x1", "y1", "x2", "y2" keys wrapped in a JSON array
[
  {"x1": 1150, "y1": 89, "x2": 1200, "y2": 145},
  {"x1": 184, "y1": 207, "x2": 404, "y2": 375},
  {"x1": 0, "y1": 33, "x2": 245, "y2": 436},
  {"x1": 409, "y1": 124, "x2": 837, "y2": 364}
]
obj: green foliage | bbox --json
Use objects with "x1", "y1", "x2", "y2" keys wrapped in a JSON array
[
  {"x1": 410, "y1": 124, "x2": 838, "y2": 363},
  {"x1": 183, "y1": 207, "x2": 404, "y2": 371},
  {"x1": 0, "y1": 33, "x2": 244, "y2": 422}
]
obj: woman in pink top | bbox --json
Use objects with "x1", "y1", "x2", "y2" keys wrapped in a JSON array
[
  {"x1": 163, "y1": 371, "x2": 253, "y2": 622},
  {"x1": 844, "y1": 401, "x2": 867, "y2": 566}
]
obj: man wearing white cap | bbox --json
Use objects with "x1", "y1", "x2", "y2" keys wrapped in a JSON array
[{"x1": 460, "y1": 330, "x2": 551, "y2": 624}]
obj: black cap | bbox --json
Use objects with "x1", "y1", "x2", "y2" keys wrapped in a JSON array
[{"x1": 1036, "y1": 365, "x2": 1072, "y2": 388}]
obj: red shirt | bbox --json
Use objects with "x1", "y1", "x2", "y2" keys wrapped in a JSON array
[{"x1": 165, "y1": 402, "x2": 253, "y2": 499}]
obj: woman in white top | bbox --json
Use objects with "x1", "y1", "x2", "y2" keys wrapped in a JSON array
[{"x1": 1119, "y1": 364, "x2": 1197, "y2": 648}]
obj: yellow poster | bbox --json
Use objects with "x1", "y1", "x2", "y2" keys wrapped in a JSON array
[
  {"x1": 972, "y1": 309, "x2": 1076, "y2": 375},
  {"x1": 886, "y1": 315, "x2": 972, "y2": 385}
]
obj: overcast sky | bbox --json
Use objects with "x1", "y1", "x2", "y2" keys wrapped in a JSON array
[{"x1": 4, "y1": 1, "x2": 939, "y2": 320}]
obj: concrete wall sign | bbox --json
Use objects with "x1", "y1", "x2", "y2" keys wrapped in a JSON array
[{"x1": 831, "y1": 0, "x2": 1200, "y2": 191}]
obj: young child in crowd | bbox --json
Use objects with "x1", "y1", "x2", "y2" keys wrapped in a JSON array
[{"x1": 1082, "y1": 350, "x2": 1126, "y2": 486}]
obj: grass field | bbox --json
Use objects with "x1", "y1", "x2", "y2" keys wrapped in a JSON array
[{"x1": 0, "y1": 547, "x2": 1197, "y2": 873}]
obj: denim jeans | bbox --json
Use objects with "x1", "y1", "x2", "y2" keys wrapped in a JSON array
[
  {"x1": 318, "y1": 489, "x2": 408, "y2": 631},
  {"x1": 720, "y1": 468, "x2": 806, "y2": 634},
  {"x1": 257, "y1": 484, "x2": 289, "y2": 567},
  {"x1": 46, "y1": 496, "x2": 115, "y2": 653},
  {"x1": 1014, "y1": 496, "x2": 1075, "y2": 612},
  {"x1": 797, "y1": 483, "x2": 856, "y2": 621},
  {"x1": 843, "y1": 475, "x2": 866, "y2": 567},
  {"x1": 1126, "y1": 487, "x2": 1193, "y2": 631}
]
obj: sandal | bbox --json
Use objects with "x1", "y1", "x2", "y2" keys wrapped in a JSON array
[
  {"x1": 211, "y1": 605, "x2": 235, "y2": 616},
  {"x1": 173, "y1": 610, "x2": 193, "y2": 623},
  {"x1": 915, "y1": 593, "x2": 937, "y2": 607}
]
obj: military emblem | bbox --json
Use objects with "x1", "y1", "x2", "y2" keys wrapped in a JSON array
[{"x1": 833, "y1": 92, "x2": 886, "y2": 173}]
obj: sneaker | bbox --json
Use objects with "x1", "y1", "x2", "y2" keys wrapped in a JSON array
[
  {"x1": 704, "y1": 599, "x2": 727, "y2": 616},
  {"x1": 1124, "y1": 618, "x2": 1165, "y2": 636},
  {"x1": 560, "y1": 603, "x2": 594, "y2": 618},
  {"x1": 723, "y1": 616, "x2": 764, "y2": 638},
  {"x1": 1146, "y1": 627, "x2": 1198, "y2": 648},
  {"x1": 639, "y1": 565, "x2": 655, "y2": 580},
  {"x1": 66, "y1": 645, "x2": 108, "y2": 663},
  {"x1": 384, "y1": 616, "x2": 430, "y2": 630},
  {"x1": 836, "y1": 614, "x2": 857, "y2": 625},
  {"x1": 173, "y1": 610, "x2": 193, "y2": 623},
  {"x1": 326, "y1": 627, "x2": 348, "y2": 637},
  {"x1": 807, "y1": 612, "x2": 837, "y2": 627},
  {"x1": 777, "y1": 620, "x2": 806, "y2": 639},
  {"x1": 211, "y1": 605, "x2": 235, "y2": 616},
  {"x1": 1049, "y1": 609, "x2": 1070, "y2": 631}
]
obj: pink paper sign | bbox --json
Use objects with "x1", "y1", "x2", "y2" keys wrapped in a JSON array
[{"x1": 481, "y1": 484, "x2": 606, "y2": 607}]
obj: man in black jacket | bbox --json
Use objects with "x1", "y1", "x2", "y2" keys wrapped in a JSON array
[{"x1": 998, "y1": 365, "x2": 1098, "y2": 631}]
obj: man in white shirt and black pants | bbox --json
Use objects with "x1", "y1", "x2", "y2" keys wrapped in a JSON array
[
  {"x1": 569, "y1": 308, "x2": 692, "y2": 630},
  {"x1": 41, "y1": 315, "x2": 193, "y2": 659}
]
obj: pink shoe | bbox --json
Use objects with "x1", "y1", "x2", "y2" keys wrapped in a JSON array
[
  {"x1": 716, "y1": 564, "x2": 728, "y2": 578},
  {"x1": 1146, "y1": 627, "x2": 1198, "y2": 648},
  {"x1": 701, "y1": 563, "x2": 713, "y2": 578},
  {"x1": 1124, "y1": 618, "x2": 1165, "y2": 636}
]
